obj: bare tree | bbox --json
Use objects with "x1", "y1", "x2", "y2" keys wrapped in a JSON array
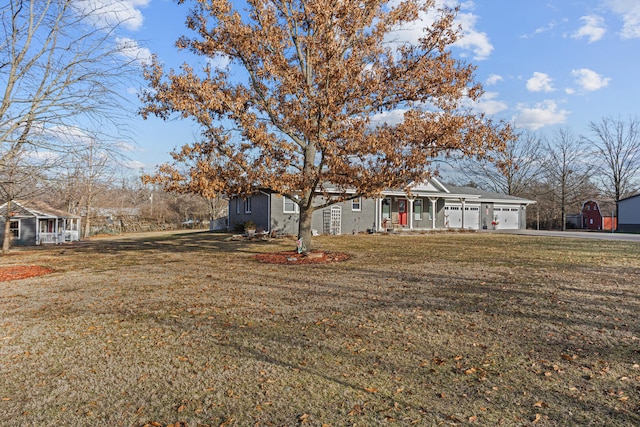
[
  {"x1": 583, "y1": 116, "x2": 640, "y2": 202},
  {"x1": 0, "y1": 0, "x2": 139, "y2": 251},
  {"x1": 461, "y1": 130, "x2": 545, "y2": 196},
  {"x1": 544, "y1": 128, "x2": 590, "y2": 231}
]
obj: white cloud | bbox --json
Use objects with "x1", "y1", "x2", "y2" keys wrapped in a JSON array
[
  {"x1": 371, "y1": 109, "x2": 407, "y2": 126},
  {"x1": 571, "y1": 15, "x2": 606, "y2": 42},
  {"x1": 453, "y1": 12, "x2": 494, "y2": 60},
  {"x1": 526, "y1": 72, "x2": 555, "y2": 93},
  {"x1": 485, "y1": 74, "x2": 503, "y2": 86},
  {"x1": 467, "y1": 91, "x2": 508, "y2": 115},
  {"x1": 571, "y1": 68, "x2": 611, "y2": 91},
  {"x1": 207, "y1": 54, "x2": 232, "y2": 70},
  {"x1": 604, "y1": 0, "x2": 640, "y2": 39},
  {"x1": 73, "y1": 0, "x2": 149, "y2": 31},
  {"x1": 385, "y1": 1, "x2": 493, "y2": 61},
  {"x1": 514, "y1": 100, "x2": 569, "y2": 130},
  {"x1": 116, "y1": 37, "x2": 152, "y2": 65}
]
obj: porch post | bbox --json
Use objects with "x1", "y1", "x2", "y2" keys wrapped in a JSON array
[
  {"x1": 461, "y1": 198, "x2": 466, "y2": 229},
  {"x1": 429, "y1": 197, "x2": 437, "y2": 229},
  {"x1": 408, "y1": 198, "x2": 414, "y2": 230}
]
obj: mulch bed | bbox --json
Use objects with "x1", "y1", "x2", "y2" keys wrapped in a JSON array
[
  {"x1": 255, "y1": 251, "x2": 350, "y2": 265},
  {"x1": 0, "y1": 266, "x2": 55, "y2": 282}
]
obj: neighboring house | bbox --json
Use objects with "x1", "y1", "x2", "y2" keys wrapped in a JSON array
[
  {"x1": 571, "y1": 200, "x2": 617, "y2": 231},
  {"x1": 227, "y1": 178, "x2": 534, "y2": 235},
  {"x1": 0, "y1": 201, "x2": 81, "y2": 245},
  {"x1": 617, "y1": 194, "x2": 640, "y2": 233}
]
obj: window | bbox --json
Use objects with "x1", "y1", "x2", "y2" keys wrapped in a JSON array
[
  {"x1": 244, "y1": 196, "x2": 252, "y2": 214},
  {"x1": 283, "y1": 197, "x2": 299, "y2": 213},
  {"x1": 352, "y1": 197, "x2": 361, "y2": 212},
  {"x1": 9, "y1": 220, "x2": 19, "y2": 239},
  {"x1": 235, "y1": 198, "x2": 241, "y2": 215},
  {"x1": 414, "y1": 199, "x2": 422, "y2": 220},
  {"x1": 382, "y1": 198, "x2": 391, "y2": 219}
]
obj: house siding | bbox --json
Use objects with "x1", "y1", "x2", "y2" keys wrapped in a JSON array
[
  {"x1": 617, "y1": 195, "x2": 640, "y2": 232},
  {"x1": 228, "y1": 193, "x2": 270, "y2": 232}
]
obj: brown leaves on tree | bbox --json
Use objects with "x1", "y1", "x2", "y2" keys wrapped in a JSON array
[{"x1": 140, "y1": 0, "x2": 513, "y2": 248}]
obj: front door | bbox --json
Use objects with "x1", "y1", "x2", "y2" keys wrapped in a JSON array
[{"x1": 398, "y1": 199, "x2": 407, "y2": 226}]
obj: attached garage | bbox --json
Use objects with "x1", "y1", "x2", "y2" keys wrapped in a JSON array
[
  {"x1": 494, "y1": 205, "x2": 520, "y2": 230},
  {"x1": 444, "y1": 204, "x2": 463, "y2": 228},
  {"x1": 463, "y1": 204, "x2": 481, "y2": 230}
]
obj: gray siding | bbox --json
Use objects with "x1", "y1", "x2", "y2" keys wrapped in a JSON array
[
  {"x1": 0, "y1": 217, "x2": 37, "y2": 246},
  {"x1": 617, "y1": 195, "x2": 640, "y2": 232},
  {"x1": 228, "y1": 193, "x2": 270, "y2": 232},
  {"x1": 270, "y1": 194, "x2": 300, "y2": 235}
]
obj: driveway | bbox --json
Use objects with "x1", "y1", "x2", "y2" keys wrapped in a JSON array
[{"x1": 491, "y1": 229, "x2": 640, "y2": 242}]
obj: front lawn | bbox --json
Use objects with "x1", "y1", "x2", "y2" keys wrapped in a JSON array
[{"x1": 1, "y1": 231, "x2": 638, "y2": 426}]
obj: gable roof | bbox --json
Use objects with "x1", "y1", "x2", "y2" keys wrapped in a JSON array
[{"x1": 0, "y1": 200, "x2": 80, "y2": 219}]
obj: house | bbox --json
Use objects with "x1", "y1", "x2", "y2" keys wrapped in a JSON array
[
  {"x1": 227, "y1": 178, "x2": 534, "y2": 235},
  {"x1": 0, "y1": 201, "x2": 81, "y2": 245},
  {"x1": 571, "y1": 200, "x2": 617, "y2": 231},
  {"x1": 617, "y1": 194, "x2": 640, "y2": 233}
]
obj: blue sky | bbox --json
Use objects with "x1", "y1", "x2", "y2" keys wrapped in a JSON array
[{"x1": 113, "y1": 0, "x2": 640, "y2": 172}]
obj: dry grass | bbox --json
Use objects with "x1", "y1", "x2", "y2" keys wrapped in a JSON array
[{"x1": 0, "y1": 230, "x2": 639, "y2": 426}]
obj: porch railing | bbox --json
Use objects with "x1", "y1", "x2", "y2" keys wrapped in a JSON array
[{"x1": 38, "y1": 231, "x2": 80, "y2": 244}]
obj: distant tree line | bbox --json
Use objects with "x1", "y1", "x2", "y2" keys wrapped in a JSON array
[{"x1": 457, "y1": 116, "x2": 640, "y2": 230}]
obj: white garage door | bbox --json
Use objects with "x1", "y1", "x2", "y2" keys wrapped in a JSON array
[
  {"x1": 494, "y1": 205, "x2": 520, "y2": 229},
  {"x1": 464, "y1": 205, "x2": 481, "y2": 230},
  {"x1": 444, "y1": 204, "x2": 463, "y2": 228}
]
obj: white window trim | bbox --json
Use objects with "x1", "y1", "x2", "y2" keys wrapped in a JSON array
[
  {"x1": 235, "y1": 198, "x2": 241, "y2": 215},
  {"x1": 244, "y1": 196, "x2": 252, "y2": 214},
  {"x1": 414, "y1": 200, "x2": 422, "y2": 220},
  {"x1": 352, "y1": 197, "x2": 362, "y2": 212},
  {"x1": 283, "y1": 197, "x2": 299, "y2": 213}
]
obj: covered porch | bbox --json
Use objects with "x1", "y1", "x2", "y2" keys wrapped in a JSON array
[{"x1": 37, "y1": 216, "x2": 81, "y2": 244}]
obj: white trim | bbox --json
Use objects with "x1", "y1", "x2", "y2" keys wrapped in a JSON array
[
  {"x1": 283, "y1": 196, "x2": 299, "y2": 213},
  {"x1": 352, "y1": 197, "x2": 362, "y2": 212}
]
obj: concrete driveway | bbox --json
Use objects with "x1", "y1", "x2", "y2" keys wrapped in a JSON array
[{"x1": 490, "y1": 229, "x2": 640, "y2": 242}]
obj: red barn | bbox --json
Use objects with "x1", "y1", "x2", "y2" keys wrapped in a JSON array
[{"x1": 580, "y1": 200, "x2": 617, "y2": 231}]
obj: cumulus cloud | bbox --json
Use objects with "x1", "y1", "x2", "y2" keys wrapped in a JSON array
[
  {"x1": 74, "y1": 0, "x2": 149, "y2": 31},
  {"x1": 371, "y1": 109, "x2": 407, "y2": 127},
  {"x1": 385, "y1": 0, "x2": 493, "y2": 61},
  {"x1": 485, "y1": 74, "x2": 503, "y2": 86},
  {"x1": 526, "y1": 72, "x2": 555, "y2": 93},
  {"x1": 572, "y1": 15, "x2": 606, "y2": 42},
  {"x1": 468, "y1": 91, "x2": 508, "y2": 115},
  {"x1": 514, "y1": 100, "x2": 569, "y2": 130},
  {"x1": 604, "y1": 0, "x2": 640, "y2": 39},
  {"x1": 453, "y1": 11, "x2": 494, "y2": 60},
  {"x1": 116, "y1": 37, "x2": 152, "y2": 65},
  {"x1": 571, "y1": 68, "x2": 611, "y2": 91}
]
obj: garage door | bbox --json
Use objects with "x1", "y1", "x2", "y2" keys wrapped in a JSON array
[
  {"x1": 494, "y1": 205, "x2": 520, "y2": 229},
  {"x1": 444, "y1": 204, "x2": 463, "y2": 228},
  {"x1": 464, "y1": 205, "x2": 480, "y2": 230}
]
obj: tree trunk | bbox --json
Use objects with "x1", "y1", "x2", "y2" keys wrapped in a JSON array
[
  {"x1": 297, "y1": 204, "x2": 314, "y2": 253},
  {"x1": 2, "y1": 200, "x2": 13, "y2": 254}
]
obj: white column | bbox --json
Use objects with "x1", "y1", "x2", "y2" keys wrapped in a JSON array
[
  {"x1": 408, "y1": 198, "x2": 414, "y2": 230},
  {"x1": 430, "y1": 198, "x2": 437, "y2": 229},
  {"x1": 461, "y1": 198, "x2": 466, "y2": 229}
]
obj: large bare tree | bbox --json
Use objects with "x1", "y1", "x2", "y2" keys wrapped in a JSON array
[
  {"x1": 141, "y1": 0, "x2": 512, "y2": 249},
  {"x1": 544, "y1": 128, "x2": 590, "y2": 231},
  {"x1": 460, "y1": 130, "x2": 544, "y2": 196},
  {"x1": 1, "y1": 0, "x2": 139, "y2": 251},
  {"x1": 583, "y1": 116, "x2": 640, "y2": 202}
]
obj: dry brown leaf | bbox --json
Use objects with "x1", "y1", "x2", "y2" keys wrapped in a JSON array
[
  {"x1": 364, "y1": 387, "x2": 378, "y2": 393},
  {"x1": 532, "y1": 413, "x2": 541, "y2": 424},
  {"x1": 177, "y1": 404, "x2": 185, "y2": 412}
]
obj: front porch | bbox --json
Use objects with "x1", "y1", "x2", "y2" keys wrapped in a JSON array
[
  {"x1": 375, "y1": 196, "x2": 443, "y2": 232},
  {"x1": 37, "y1": 217, "x2": 81, "y2": 245}
]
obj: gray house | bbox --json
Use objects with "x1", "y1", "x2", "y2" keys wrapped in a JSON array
[
  {"x1": 0, "y1": 201, "x2": 81, "y2": 245},
  {"x1": 617, "y1": 194, "x2": 640, "y2": 232},
  {"x1": 228, "y1": 178, "x2": 534, "y2": 235}
]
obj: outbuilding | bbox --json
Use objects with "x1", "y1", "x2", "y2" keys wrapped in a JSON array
[{"x1": 617, "y1": 194, "x2": 640, "y2": 233}]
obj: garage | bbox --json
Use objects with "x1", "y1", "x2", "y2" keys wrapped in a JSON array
[
  {"x1": 444, "y1": 204, "x2": 462, "y2": 228},
  {"x1": 463, "y1": 204, "x2": 481, "y2": 229},
  {"x1": 494, "y1": 205, "x2": 520, "y2": 229}
]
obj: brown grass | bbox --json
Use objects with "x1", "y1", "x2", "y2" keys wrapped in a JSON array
[{"x1": 0, "y1": 230, "x2": 639, "y2": 426}]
